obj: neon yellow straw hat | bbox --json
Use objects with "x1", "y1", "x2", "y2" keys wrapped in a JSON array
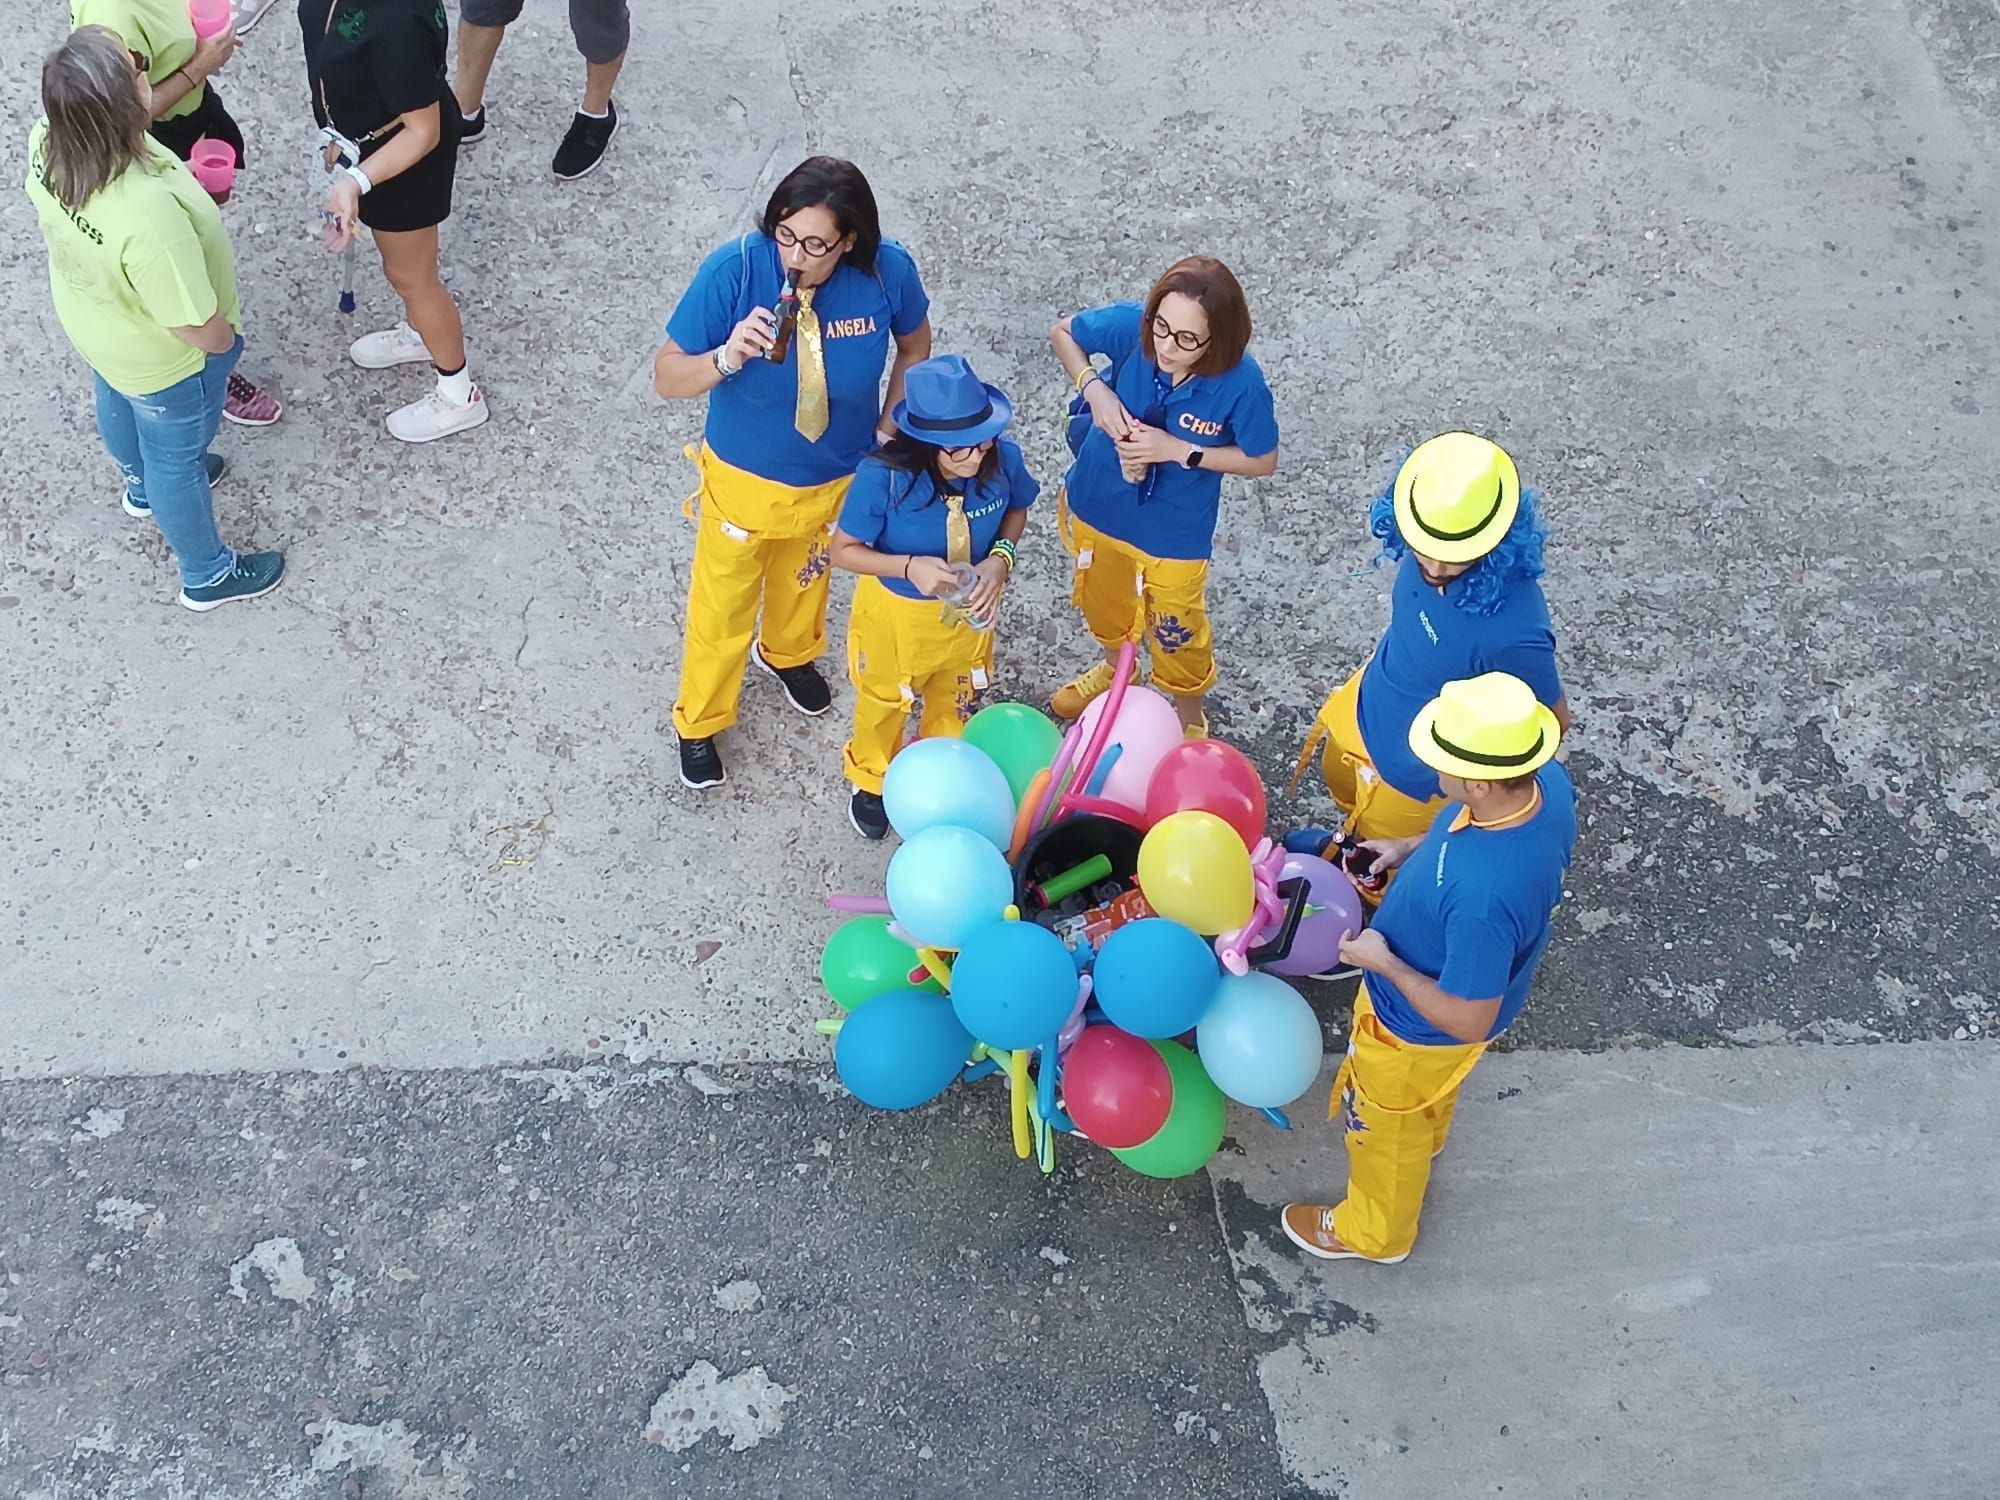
[
  {"x1": 1408, "y1": 672, "x2": 1561, "y2": 781},
  {"x1": 1393, "y1": 432, "x2": 1521, "y2": 565}
]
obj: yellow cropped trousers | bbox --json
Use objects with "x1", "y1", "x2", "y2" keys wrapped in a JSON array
[
  {"x1": 841, "y1": 576, "x2": 994, "y2": 794},
  {"x1": 1329, "y1": 986, "x2": 1489, "y2": 1260},
  {"x1": 672, "y1": 445, "x2": 853, "y2": 740},
  {"x1": 1295, "y1": 668, "x2": 1449, "y2": 844}
]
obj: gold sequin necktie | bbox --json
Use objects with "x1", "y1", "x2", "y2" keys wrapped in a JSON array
[
  {"x1": 793, "y1": 285, "x2": 829, "y2": 441},
  {"x1": 939, "y1": 490, "x2": 973, "y2": 624},
  {"x1": 944, "y1": 492, "x2": 971, "y2": 565}
]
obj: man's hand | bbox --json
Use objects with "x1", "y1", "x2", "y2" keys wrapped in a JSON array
[
  {"x1": 1359, "y1": 834, "x2": 1424, "y2": 874},
  {"x1": 1337, "y1": 927, "x2": 1395, "y2": 976}
]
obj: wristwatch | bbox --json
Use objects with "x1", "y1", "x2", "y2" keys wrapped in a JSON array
[{"x1": 1183, "y1": 445, "x2": 1205, "y2": 469}]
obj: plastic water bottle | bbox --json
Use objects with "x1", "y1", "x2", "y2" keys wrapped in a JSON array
[{"x1": 941, "y1": 562, "x2": 993, "y2": 631}]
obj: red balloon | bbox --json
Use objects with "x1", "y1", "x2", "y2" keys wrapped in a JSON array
[
  {"x1": 1143, "y1": 739, "x2": 1268, "y2": 848},
  {"x1": 1061, "y1": 1026, "x2": 1174, "y2": 1148}
]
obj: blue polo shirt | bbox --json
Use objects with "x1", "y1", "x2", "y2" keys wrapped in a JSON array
[
  {"x1": 1063, "y1": 301, "x2": 1278, "y2": 561},
  {"x1": 665, "y1": 233, "x2": 930, "y2": 487},
  {"x1": 837, "y1": 438, "x2": 1040, "y2": 600},
  {"x1": 1356, "y1": 553, "x2": 1564, "y2": 802},
  {"x1": 1366, "y1": 761, "x2": 1578, "y2": 1045}
]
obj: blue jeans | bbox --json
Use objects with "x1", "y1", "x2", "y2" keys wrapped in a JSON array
[{"x1": 93, "y1": 336, "x2": 242, "y2": 588}]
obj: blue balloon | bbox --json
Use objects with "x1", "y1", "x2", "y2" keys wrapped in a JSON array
[
  {"x1": 883, "y1": 736, "x2": 1015, "y2": 849},
  {"x1": 950, "y1": 921, "x2": 1078, "y2": 1051},
  {"x1": 886, "y1": 825, "x2": 1014, "y2": 951},
  {"x1": 834, "y1": 988, "x2": 974, "y2": 1110},
  {"x1": 1092, "y1": 919, "x2": 1220, "y2": 1039},
  {"x1": 1195, "y1": 970, "x2": 1325, "y2": 1108}
]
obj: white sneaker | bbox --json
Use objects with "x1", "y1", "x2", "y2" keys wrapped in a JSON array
[
  {"x1": 385, "y1": 387, "x2": 490, "y2": 443},
  {"x1": 349, "y1": 323, "x2": 432, "y2": 370}
]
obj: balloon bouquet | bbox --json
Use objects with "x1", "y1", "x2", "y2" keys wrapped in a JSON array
[{"x1": 817, "y1": 644, "x2": 1366, "y2": 1178}]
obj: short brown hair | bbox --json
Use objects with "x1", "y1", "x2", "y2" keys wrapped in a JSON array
[
  {"x1": 1141, "y1": 255, "x2": 1253, "y2": 378},
  {"x1": 40, "y1": 27, "x2": 150, "y2": 210}
]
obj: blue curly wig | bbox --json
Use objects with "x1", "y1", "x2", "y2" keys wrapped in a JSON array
[{"x1": 1367, "y1": 475, "x2": 1548, "y2": 618}]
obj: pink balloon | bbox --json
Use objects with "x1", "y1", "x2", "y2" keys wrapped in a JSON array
[
  {"x1": 1077, "y1": 687, "x2": 1183, "y2": 812},
  {"x1": 1259, "y1": 854, "x2": 1364, "y2": 978}
]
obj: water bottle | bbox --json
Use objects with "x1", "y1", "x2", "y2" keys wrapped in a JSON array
[{"x1": 941, "y1": 562, "x2": 994, "y2": 631}]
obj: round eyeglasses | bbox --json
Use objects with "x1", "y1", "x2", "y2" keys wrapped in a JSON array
[
  {"x1": 774, "y1": 223, "x2": 841, "y2": 258},
  {"x1": 1150, "y1": 313, "x2": 1210, "y2": 352}
]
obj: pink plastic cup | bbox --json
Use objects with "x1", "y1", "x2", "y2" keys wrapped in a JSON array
[
  {"x1": 188, "y1": 0, "x2": 232, "y2": 38},
  {"x1": 188, "y1": 138, "x2": 236, "y2": 201}
]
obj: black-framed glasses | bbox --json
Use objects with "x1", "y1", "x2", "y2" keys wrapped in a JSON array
[
  {"x1": 774, "y1": 223, "x2": 841, "y2": 258},
  {"x1": 941, "y1": 438, "x2": 995, "y2": 460},
  {"x1": 130, "y1": 49, "x2": 151, "y2": 75},
  {"x1": 1150, "y1": 313, "x2": 1210, "y2": 352}
]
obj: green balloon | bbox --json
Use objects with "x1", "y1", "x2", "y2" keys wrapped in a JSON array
[
  {"x1": 961, "y1": 701, "x2": 1064, "y2": 806},
  {"x1": 1110, "y1": 1040, "x2": 1226, "y2": 1179},
  {"x1": 819, "y1": 916, "x2": 942, "y2": 1011}
]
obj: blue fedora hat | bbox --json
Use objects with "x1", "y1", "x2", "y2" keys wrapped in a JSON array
[{"x1": 891, "y1": 354, "x2": 1013, "y2": 446}]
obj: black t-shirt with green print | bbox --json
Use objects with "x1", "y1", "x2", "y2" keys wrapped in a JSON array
[{"x1": 300, "y1": 0, "x2": 451, "y2": 141}]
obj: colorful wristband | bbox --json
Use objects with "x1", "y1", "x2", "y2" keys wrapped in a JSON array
[
  {"x1": 989, "y1": 538, "x2": 1017, "y2": 570},
  {"x1": 1073, "y1": 365, "x2": 1102, "y2": 393}
]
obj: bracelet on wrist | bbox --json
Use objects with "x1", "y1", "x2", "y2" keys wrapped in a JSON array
[
  {"x1": 713, "y1": 347, "x2": 741, "y2": 378},
  {"x1": 177, "y1": 66, "x2": 198, "y2": 92},
  {"x1": 1073, "y1": 366, "x2": 1102, "y2": 394},
  {"x1": 902, "y1": 555, "x2": 912, "y2": 581},
  {"x1": 988, "y1": 538, "x2": 1017, "y2": 571},
  {"x1": 342, "y1": 164, "x2": 374, "y2": 195}
]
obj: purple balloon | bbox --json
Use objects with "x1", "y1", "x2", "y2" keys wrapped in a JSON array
[{"x1": 1259, "y1": 854, "x2": 1364, "y2": 978}]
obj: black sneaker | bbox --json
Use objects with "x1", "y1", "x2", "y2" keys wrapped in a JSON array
[
  {"x1": 754, "y1": 649, "x2": 832, "y2": 716},
  {"x1": 679, "y1": 735, "x2": 725, "y2": 790},
  {"x1": 848, "y1": 788, "x2": 890, "y2": 841},
  {"x1": 459, "y1": 104, "x2": 487, "y2": 145},
  {"x1": 124, "y1": 451, "x2": 226, "y2": 519},
  {"x1": 179, "y1": 549, "x2": 284, "y2": 612},
  {"x1": 551, "y1": 101, "x2": 617, "y2": 181}
]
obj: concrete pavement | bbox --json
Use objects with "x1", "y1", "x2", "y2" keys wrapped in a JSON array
[{"x1": 2, "y1": 0, "x2": 1998, "y2": 1493}]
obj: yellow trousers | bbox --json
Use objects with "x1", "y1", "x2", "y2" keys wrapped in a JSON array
[
  {"x1": 1329, "y1": 986, "x2": 1488, "y2": 1260},
  {"x1": 1058, "y1": 493, "x2": 1216, "y2": 698},
  {"x1": 672, "y1": 444, "x2": 853, "y2": 740},
  {"x1": 1294, "y1": 668, "x2": 1448, "y2": 844},
  {"x1": 841, "y1": 576, "x2": 994, "y2": 793}
]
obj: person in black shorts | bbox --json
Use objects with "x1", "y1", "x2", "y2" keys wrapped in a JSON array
[{"x1": 301, "y1": 0, "x2": 489, "y2": 443}]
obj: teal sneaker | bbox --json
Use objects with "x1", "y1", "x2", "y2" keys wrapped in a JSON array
[
  {"x1": 124, "y1": 452, "x2": 226, "y2": 519},
  {"x1": 179, "y1": 550, "x2": 284, "y2": 612}
]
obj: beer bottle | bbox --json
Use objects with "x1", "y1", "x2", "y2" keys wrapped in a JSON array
[{"x1": 764, "y1": 272, "x2": 799, "y2": 363}]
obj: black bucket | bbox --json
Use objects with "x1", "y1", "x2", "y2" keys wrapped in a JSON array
[{"x1": 1011, "y1": 813, "x2": 1145, "y2": 918}]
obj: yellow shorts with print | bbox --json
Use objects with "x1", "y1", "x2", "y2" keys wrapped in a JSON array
[
  {"x1": 1056, "y1": 492, "x2": 1215, "y2": 698},
  {"x1": 842, "y1": 575, "x2": 995, "y2": 794}
]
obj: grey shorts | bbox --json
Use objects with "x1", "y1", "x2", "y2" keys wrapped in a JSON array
[{"x1": 459, "y1": 0, "x2": 631, "y2": 64}]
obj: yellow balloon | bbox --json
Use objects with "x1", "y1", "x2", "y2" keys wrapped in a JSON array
[{"x1": 1137, "y1": 811, "x2": 1254, "y2": 934}]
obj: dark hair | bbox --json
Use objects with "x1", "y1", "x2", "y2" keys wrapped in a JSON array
[
  {"x1": 1141, "y1": 255, "x2": 1253, "y2": 377},
  {"x1": 41, "y1": 27, "x2": 151, "y2": 210},
  {"x1": 870, "y1": 432, "x2": 1001, "y2": 504},
  {"x1": 760, "y1": 156, "x2": 882, "y2": 276}
]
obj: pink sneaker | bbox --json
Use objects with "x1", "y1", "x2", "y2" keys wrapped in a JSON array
[{"x1": 222, "y1": 371, "x2": 282, "y2": 427}]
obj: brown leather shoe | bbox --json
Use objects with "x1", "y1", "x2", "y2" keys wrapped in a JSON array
[{"x1": 1280, "y1": 1202, "x2": 1410, "y2": 1264}]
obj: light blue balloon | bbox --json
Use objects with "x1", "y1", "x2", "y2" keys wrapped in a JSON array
[
  {"x1": 883, "y1": 736, "x2": 1015, "y2": 849},
  {"x1": 1195, "y1": 970, "x2": 1325, "y2": 1108},
  {"x1": 834, "y1": 989, "x2": 973, "y2": 1110},
  {"x1": 950, "y1": 921, "x2": 1077, "y2": 1051},
  {"x1": 1093, "y1": 918, "x2": 1220, "y2": 1039},
  {"x1": 886, "y1": 824, "x2": 1014, "y2": 951}
]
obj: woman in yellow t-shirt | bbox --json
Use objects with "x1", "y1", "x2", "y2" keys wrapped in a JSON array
[
  {"x1": 25, "y1": 27, "x2": 284, "y2": 610},
  {"x1": 70, "y1": 0, "x2": 284, "y2": 425}
]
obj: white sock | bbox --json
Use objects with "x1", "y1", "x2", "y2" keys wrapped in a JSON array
[
  {"x1": 577, "y1": 104, "x2": 610, "y2": 119},
  {"x1": 436, "y1": 364, "x2": 474, "y2": 405}
]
